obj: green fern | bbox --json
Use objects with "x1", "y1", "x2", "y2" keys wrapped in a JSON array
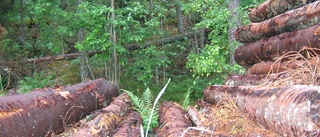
[
  {"x1": 122, "y1": 88, "x2": 158, "y2": 133},
  {"x1": 17, "y1": 71, "x2": 55, "y2": 94},
  {"x1": 182, "y1": 88, "x2": 192, "y2": 109}
]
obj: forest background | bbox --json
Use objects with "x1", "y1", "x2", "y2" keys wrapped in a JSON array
[{"x1": 0, "y1": 0, "x2": 264, "y2": 103}]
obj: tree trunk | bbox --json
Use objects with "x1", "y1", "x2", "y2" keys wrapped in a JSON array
[
  {"x1": 235, "y1": 1, "x2": 320, "y2": 43},
  {"x1": 18, "y1": 0, "x2": 24, "y2": 46},
  {"x1": 0, "y1": 78, "x2": 119, "y2": 137},
  {"x1": 204, "y1": 85, "x2": 320, "y2": 136},
  {"x1": 78, "y1": 28, "x2": 90, "y2": 82},
  {"x1": 249, "y1": 0, "x2": 317, "y2": 22},
  {"x1": 176, "y1": 0, "x2": 184, "y2": 35},
  {"x1": 228, "y1": 0, "x2": 240, "y2": 66},
  {"x1": 73, "y1": 92, "x2": 131, "y2": 137},
  {"x1": 109, "y1": 0, "x2": 118, "y2": 84},
  {"x1": 235, "y1": 25, "x2": 320, "y2": 66}
]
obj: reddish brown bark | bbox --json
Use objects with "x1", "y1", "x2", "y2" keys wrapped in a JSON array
[
  {"x1": 235, "y1": 25, "x2": 320, "y2": 66},
  {"x1": 246, "y1": 59, "x2": 305, "y2": 75},
  {"x1": 224, "y1": 74, "x2": 269, "y2": 86},
  {"x1": 73, "y1": 92, "x2": 131, "y2": 137},
  {"x1": 156, "y1": 102, "x2": 192, "y2": 137},
  {"x1": 235, "y1": 1, "x2": 320, "y2": 43},
  {"x1": 0, "y1": 78, "x2": 119, "y2": 137},
  {"x1": 249, "y1": 0, "x2": 317, "y2": 22},
  {"x1": 112, "y1": 110, "x2": 142, "y2": 137},
  {"x1": 204, "y1": 85, "x2": 320, "y2": 136}
]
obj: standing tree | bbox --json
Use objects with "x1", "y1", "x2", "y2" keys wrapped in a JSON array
[
  {"x1": 77, "y1": 0, "x2": 92, "y2": 82},
  {"x1": 228, "y1": 0, "x2": 241, "y2": 66}
]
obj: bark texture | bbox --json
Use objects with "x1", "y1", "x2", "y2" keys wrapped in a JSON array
[
  {"x1": 112, "y1": 110, "x2": 142, "y2": 137},
  {"x1": 235, "y1": 1, "x2": 320, "y2": 43},
  {"x1": 204, "y1": 85, "x2": 320, "y2": 136},
  {"x1": 224, "y1": 74, "x2": 269, "y2": 86},
  {"x1": 73, "y1": 92, "x2": 131, "y2": 137},
  {"x1": 0, "y1": 78, "x2": 119, "y2": 137},
  {"x1": 156, "y1": 102, "x2": 192, "y2": 137},
  {"x1": 249, "y1": 0, "x2": 317, "y2": 22},
  {"x1": 235, "y1": 25, "x2": 320, "y2": 66}
]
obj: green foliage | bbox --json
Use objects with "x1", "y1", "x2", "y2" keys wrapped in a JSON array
[
  {"x1": 122, "y1": 87, "x2": 158, "y2": 133},
  {"x1": 17, "y1": 71, "x2": 55, "y2": 94},
  {"x1": 182, "y1": 88, "x2": 192, "y2": 109},
  {"x1": 184, "y1": 0, "x2": 256, "y2": 83},
  {"x1": 128, "y1": 46, "x2": 171, "y2": 84}
]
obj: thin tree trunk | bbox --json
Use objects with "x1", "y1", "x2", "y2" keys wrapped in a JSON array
[
  {"x1": 78, "y1": 28, "x2": 90, "y2": 82},
  {"x1": 18, "y1": 0, "x2": 24, "y2": 46},
  {"x1": 176, "y1": 0, "x2": 184, "y2": 35},
  {"x1": 228, "y1": 0, "x2": 240, "y2": 66},
  {"x1": 110, "y1": 0, "x2": 118, "y2": 84}
]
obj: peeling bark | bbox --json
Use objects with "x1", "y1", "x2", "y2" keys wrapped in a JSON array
[
  {"x1": 112, "y1": 110, "x2": 142, "y2": 137},
  {"x1": 156, "y1": 102, "x2": 192, "y2": 137},
  {"x1": 0, "y1": 78, "x2": 119, "y2": 137},
  {"x1": 204, "y1": 85, "x2": 320, "y2": 136},
  {"x1": 224, "y1": 74, "x2": 269, "y2": 86},
  {"x1": 235, "y1": 1, "x2": 320, "y2": 43},
  {"x1": 249, "y1": 0, "x2": 317, "y2": 22},
  {"x1": 235, "y1": 25, "x2": 320, "y2": 66},
  {"x1": 73, "y1": 92, "x2": 131, "y2": 137}
]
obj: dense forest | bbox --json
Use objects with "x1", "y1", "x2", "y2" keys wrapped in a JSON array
[{"x1": 0, "y1": 0, "x2": 264, "y2": 102}]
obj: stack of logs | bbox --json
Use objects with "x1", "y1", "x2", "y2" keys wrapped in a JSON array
[{"x1": 204, "y1": 0, "x2": 320, "y2": 136}]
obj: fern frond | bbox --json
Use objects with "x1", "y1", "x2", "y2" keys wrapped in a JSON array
[
  {"x1": 182, "y1": 88, "x2": 192, "y2": 109},
  {"x1": 142, "y1": 87, "x2": 153, "y2": 108}
]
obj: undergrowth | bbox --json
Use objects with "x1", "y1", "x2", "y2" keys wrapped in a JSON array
[{"x1": 17, "y1": 71, "x2": 55, "y2": 94}]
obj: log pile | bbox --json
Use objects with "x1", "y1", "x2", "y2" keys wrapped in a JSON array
[
  {"x1": 0, "y1": 78, "x2": 119, "y2": 137},
  {"x1": 200, "y1": 0, "x2": 320, "y2": 136}
]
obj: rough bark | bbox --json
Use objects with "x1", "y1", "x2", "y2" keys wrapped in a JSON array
[
  {"x1": 228, "y1": 0, "x2": 241, "y2": 66},
  {"x1": 0, "y1": 78, "x2": 119, "y2": 137},
  {"x1": 235, "y1": 1, "x2": 320, "y2": 43},
  {"x1": 125, "y1": 28, "x2": 209, "y2": 50},
  {"x1": 224, "y1": 74, "x2": 269, "y2": 86},
  {"x1": 235, "y1": 25, "x2": 320, "y2": 66},
  {"x1": 156, "y1": 102, "x2": 192, "y2": 137},
  {"x1": 73, "y1": 92, "x2": 131, "y2": 137},
  {"x1": 176, "y1": 0, "x2": 184, "y2": 35},
  {"x1": 112, "y1": 110, "x2": 142, "y2": 137},
  {"x1": 204, "y1": 85, "x2": 320, "y2": 136},
  {"x1": 249, "y1": 0, "x2": 317, "y2": 22}
]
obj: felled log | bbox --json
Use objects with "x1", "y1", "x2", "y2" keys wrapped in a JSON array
[
  {"x1": 112, "y1": 110, "x2": 142, "y2": 137},
  {"x1": 247, "y1": 60, "x2": 295, "y2": 75},
  {"x1": 73, "y1": 92, "x2": 131, "y2": 137},
  {"x1": 235, "y1": 25, "x2": 320, "y2": 66},
  {"x1": 204, "y1": 85, "x2": 320, "y2": 136},
  {"x1": 125, "y1": 28, "x2": 210, "y2": 50},
  {"x1": 0, "y1": 78, "x2": 119, "y2": 137},
  {"x1": 155, "y1": 102, "x2": 192, "y2": 137},
  {"x1": 249, "y1": 0, "x2": 317, "y2": 22},
  {"x1": 224, "y1": 74, "x2": 269, "y2": 86},
  {"x1": 235, "y1": 1, "x2": 320, "y2": 42}
]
